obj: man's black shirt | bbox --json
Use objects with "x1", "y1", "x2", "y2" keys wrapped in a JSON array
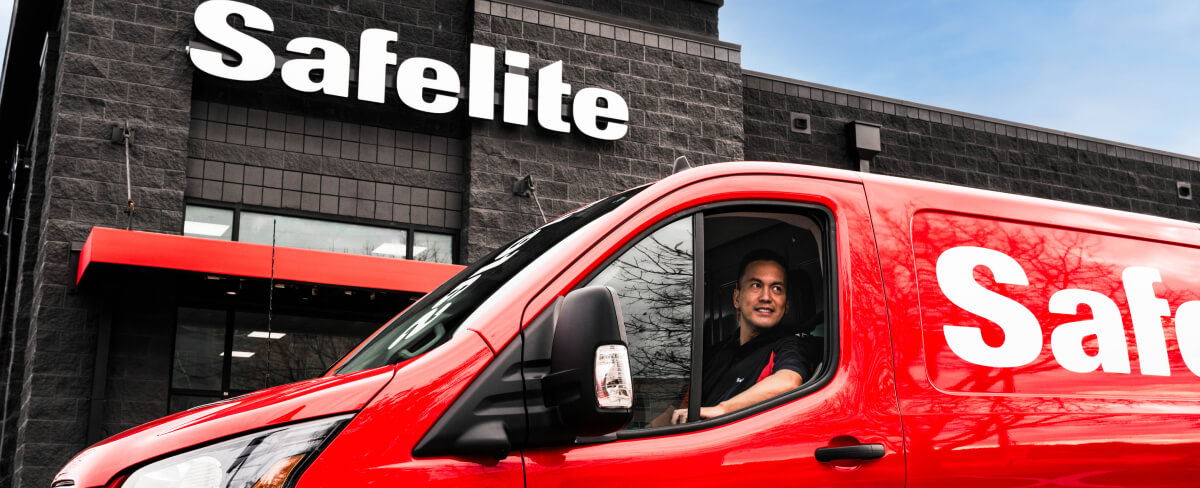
[{"x1": 700, "y1": 329, "x2": 811, "y2": 407}]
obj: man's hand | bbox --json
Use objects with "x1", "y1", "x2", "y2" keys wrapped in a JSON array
[
  {"x1": 669, "y1": 405, "x2": 728, "y2": 425},
  {"x1": 668, "y1": 370, "x2": 803, "y2": 425}
]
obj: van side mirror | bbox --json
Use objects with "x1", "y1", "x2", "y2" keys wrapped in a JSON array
[{"x1": 541, "y1": 286, "x2": 634, "y2": 436}]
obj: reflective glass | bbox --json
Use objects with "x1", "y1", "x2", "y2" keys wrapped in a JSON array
[
  {"x1": 587, "y1": 217, "x2": 693, "y2": 430},
  {"x1": 171, "y1": 308, "x2": 227, "y2": 390},
  {"x1": 413, "y1": 232, "x2": 454, "y2": 263},
  {"x1": 239, "y1": 211, "x2": 407, "y2": 258},
  {"x1": 231, "y1": 312, "x2": 379, "y2": 391},
  {"x1": 183, "y1": 206, "x2": 233, "y2": 240},
  {"x1": 335, "y1": 185, "x2": 648, "y2": 374}
]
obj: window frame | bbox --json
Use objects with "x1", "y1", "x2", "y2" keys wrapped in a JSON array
[
  {"x1": 184, "y1": 198, "x2": 459, "y2": 264},
  {"x1": 574, "y1": 200, "x2": 840, "y2": 441}
]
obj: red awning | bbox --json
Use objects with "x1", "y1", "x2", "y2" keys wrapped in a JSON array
[{"x1": 77, "y1": 227, "x2": 464, "y2": 293}]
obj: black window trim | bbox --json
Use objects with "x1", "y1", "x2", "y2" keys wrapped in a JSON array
[{"x1": 571, "y1": 199, "x2": 840, "y2": 442}]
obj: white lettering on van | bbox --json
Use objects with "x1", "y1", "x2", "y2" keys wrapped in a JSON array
[
  {"x1": 936, "y1": 246, "x2": 1042, "y2": 368},
  {"x1": 1122, "y1": 267, "x2": 1172, "y2": 376},
  {"x1": 1047, "y1": 289, "x2": 1130, "y2": 374},
  {"x1": 188, "y1": 0, "x2": 630, "y2": 140},
  {"x1": 1174, "y1": 301, "x2": 1200, "y2": 376},
  {"x1": 935, "y1": 246, "x2": 1200, "y2": 377}
]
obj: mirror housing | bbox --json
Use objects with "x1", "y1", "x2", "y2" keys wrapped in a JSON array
[{"x1": 541, "y1": 286, "x2": 633, "y2": 436}]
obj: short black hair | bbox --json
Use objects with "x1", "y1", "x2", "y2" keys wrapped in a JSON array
[{"x1": 736, "y1": 249, "x2": 788, "y2": 289}]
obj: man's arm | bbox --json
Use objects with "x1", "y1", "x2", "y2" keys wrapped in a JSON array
[{"x1": 670, "y1": 369, "x2": 802, "y2": 424}]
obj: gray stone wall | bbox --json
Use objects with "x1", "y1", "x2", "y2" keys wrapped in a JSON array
[
  {"x1": 12, "y1": 0, "x2": 194, "y2": 484},
  {"x1": 465, "y1": 0, "x2": 742, "y2": 260},
  {"x1": 743, "y1": 73, "x2": 1200, "y2": 223},
  {"x1": 0, "y1": 28, "x2": 60, "y2": 488}
]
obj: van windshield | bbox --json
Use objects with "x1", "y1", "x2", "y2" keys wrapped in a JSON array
[{"x1": 335, "y1": 186, "x2": 647, "y2": 375}]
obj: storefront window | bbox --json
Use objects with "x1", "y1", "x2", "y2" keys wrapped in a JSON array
[
  {"x1": 230, "y1": 311, "x2": 375, "y2": 391},
  {"x1": 171, "y1": 308, "x2": 228, "y2": 391},
  {"x1": 183, "y1": 204, "x2": 457, "y2": 263},
  {"x1": 183, "y1": 207, "x2": 233, "y2": 240},
  {"x1": 413, "y1": 231, "x2": 453, "y2": 264},
  {"x1": 169, "y1": 302, "x2": 384, "y2": 413},
  {"x1": 239, "y1": 211, "x2": 408, "y2": 258}
]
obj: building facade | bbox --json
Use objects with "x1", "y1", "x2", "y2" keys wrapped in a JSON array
[{"x1": 1, "y1": 0, "x2": 1198, "y2": 485}]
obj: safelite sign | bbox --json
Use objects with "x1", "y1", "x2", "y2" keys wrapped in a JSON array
[{"x1": 187, "y1": 0, "x2": 630, "y2": 141}]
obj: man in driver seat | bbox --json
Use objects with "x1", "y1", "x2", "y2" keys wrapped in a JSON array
[{"x1": 669, "y1": 249, "x2": 811, "y2": 424}]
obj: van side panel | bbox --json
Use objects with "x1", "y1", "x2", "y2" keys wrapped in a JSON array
[{"x1": 864, "y1": 176, "x2": 1200, "y2": 487}]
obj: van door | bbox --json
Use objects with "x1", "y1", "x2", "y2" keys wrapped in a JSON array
[{"x1": 522, "y1": 175, "x2": 904, "y2": 487}]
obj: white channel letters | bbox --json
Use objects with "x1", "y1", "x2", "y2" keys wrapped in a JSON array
[
  {"x1": 189, "y1": 0, "x2": 630, "y2": 141},
  {"x1": 936, "y1": 246, "x2": 1200, "y2": 377}
]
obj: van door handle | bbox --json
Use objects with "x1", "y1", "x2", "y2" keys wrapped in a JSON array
[{"x1": 814, "y1": 443, "x2": 885, "y2": 462}]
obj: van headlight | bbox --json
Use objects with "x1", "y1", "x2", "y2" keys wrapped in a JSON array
[{"x1": 123, "y1": 414, "x2": 352, "y2": 488}]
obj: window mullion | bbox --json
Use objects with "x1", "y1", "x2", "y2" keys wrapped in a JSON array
[
  {"x1": 231, "y1": 206, "x2": 241, "y2": 241},
  {"x1": 221, "y1": 309, "x2": 234, "y2": 397}
]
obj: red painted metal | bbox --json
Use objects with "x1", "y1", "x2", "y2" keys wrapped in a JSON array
[
  {"x1": 76, "y1": 227, "x2": 463, "y2": 292},
  {"x1": 54, "y1": 366, "x2": 396, "y2": 488},
  {"x1": 56, "y1": 163, "x2": 1200, "y2": 487},
  {"x1": 522, "y1": 172, "x2": 902, "y2": 487},
  {"x1": 298, "y1": 330, "x2": 525, "y2": 487}
]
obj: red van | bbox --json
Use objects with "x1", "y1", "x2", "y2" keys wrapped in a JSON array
[{"x1": 55, "y1": 162, "x2": 1200, "y2": 487}]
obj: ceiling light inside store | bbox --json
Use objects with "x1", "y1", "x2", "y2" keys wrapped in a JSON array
[
  {"x1": 184, "y1": 221, "x2": 230, "y2": 237},
  {"x1": 248, "y1": 331, "x2": 286, "y2": 339},
  {"x1": 219, "y1": 351, "x2": 255, "y2": 358},
  {"x1": 370, "y1": 243, "x2": 408, "y2": 257}
]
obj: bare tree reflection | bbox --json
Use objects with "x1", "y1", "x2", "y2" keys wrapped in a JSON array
[
  {"x1": 233, "y1": 333, "x2": 363, "y2": 391},
  {"x1": 872, "y1": 204, "x2": 1200, "y2": 480},
  {"x1": 589, "y1": 220, "x2": 693, "y2": 428},
  {"x1": 614, "y1": 234, "x2": 693, "y2": 378}
]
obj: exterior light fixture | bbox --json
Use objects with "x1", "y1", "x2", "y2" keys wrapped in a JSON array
[
  {"x1": 789, "y1": 113, "x2": 811, "y2": 134},
  {"x1": 850, "y1": 120, "x2": 881, "y2": 173}
]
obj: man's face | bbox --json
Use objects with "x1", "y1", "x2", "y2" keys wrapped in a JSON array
[{"x1": 733, "y1": 259, "x2": 789, "y2": 332}]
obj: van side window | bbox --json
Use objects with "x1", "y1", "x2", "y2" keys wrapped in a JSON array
[
  {"x1": 585, "y1": 206, "x2": 831, "y2": 434},
  {"x1": 587, "y1": 217, "x2": 694, "y2": 431},
  {"x1": 697, "y1": 210, "x2": 827, "y2": 423}
]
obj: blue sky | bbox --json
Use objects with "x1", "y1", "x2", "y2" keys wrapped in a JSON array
[
  {"x1": 0, "y1": 1, "x2": 1197, "y2": 157},
  {"x1": 722, "y1": 1, "x2": 1200, "y2": 157}
]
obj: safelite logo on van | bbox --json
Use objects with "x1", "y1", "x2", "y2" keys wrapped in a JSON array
[
  {"x1": 915, "y1": 211, "x2": 1200, "y2": 395},
  {"x1": 186, "y1": 0, "x2": 630, "y2": 141}
]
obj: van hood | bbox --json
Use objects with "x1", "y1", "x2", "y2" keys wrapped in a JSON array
[{"x1": 54, "y1": 365, "x2": 396, "y2": 488}]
